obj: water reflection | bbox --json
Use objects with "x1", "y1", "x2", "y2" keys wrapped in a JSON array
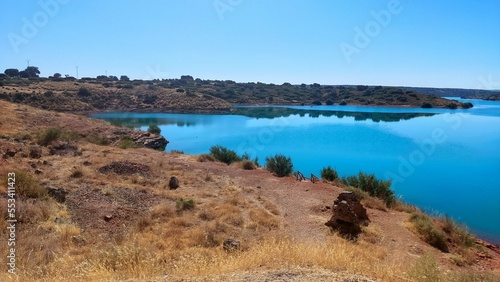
[
  {"x1": 92, "y1": 107, "x2": 437, "y2": 128},
  {"x1": 231, "y1": 107, "x2": 436, "y2": 122}
]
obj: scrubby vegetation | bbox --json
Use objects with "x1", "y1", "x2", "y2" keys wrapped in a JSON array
[
  {"x1": 209, "y1": 145, "x2": 241, "y2": 165},
  {"x1": 410, "y1": 212, "x2": 449, "y2": 252},
  {"x1": 176, "y1": 198, "x2": 195, "y2": 211},
  {"x1": 147, "y1": 124, "x2": 161, "y2": 135},
  {"x1": 117, "y1": 136, "x2": 137, "y2": 149},
  {"x1": 8, "y1": 170, "x2": 47, "y2": 198},
  {"x1": 341, "y1": 172, "x2": 395, "y2": 207},
  {"x1": 265, "y1": 154, "x2": 293, "y2": 177},
  {"x1": 37, "y1": 127, "x2": 62, "y2": 146},
  {"x1": 409, "y1": 211, "x2": 477, "y2": 261},
  {"x1": 320, "y1": 166, "x2": 338, "y2": 182}
]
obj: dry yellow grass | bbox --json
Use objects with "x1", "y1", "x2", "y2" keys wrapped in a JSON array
[{"x1": 1, "y1": 100, "x2": 499, "y2": 282}]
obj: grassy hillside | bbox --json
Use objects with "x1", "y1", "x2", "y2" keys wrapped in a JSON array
[
  {"x1": 1, "y1": 100, "x2": 499, "y2": 281},
  {"x1": 0, "y1": 77, "x2": 473, "y2": 113}
]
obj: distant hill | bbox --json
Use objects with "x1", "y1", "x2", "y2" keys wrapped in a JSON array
[
  {"x1": 0, "y1": 76, "x2": 474, "y2": 113},
  {"x1": 399, "y1": 86, "x2": 500, "y2": 100}
]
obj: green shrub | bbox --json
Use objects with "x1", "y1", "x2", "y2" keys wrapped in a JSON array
[
  {"x1": 209, "y1": 145, "x2": 241, "y2": 165},
  {"x1": 8, "y1": 170, "x2": 47, "y2": 199},
  {"x1": 86, "y1": 134, "x2": 110, "y2": 145},
  {"x1": 37, "y1": 128, "x2": 62, "y2": 146},
  {"x1": 265, "y1": 154, "x2": 293, "y2": 177},
  {"x1": 77, "y1": 87, "x2": 91, "y2": 97},
  {"x1": 170, "y1": 150, "x2": 184, "y2": 154},
  {"x1": 320, "y1": 166, "x2": 338, "y2": 181},
  {"x1": 441, "y1": 216, "x2": 475, "y2": 248},
  {"x1": 117, "y1": 136, "x2": 137, "y2": 149},
  {"x1": 341, "y1": 172, "x2": 395, "y2": 207},
  {"x1": 176, "y1": 198, "x2": 195, "y2": 211},
  {"x1": 410, "y1": 212, "x2": 448, "y2": 252},
  {"x1": 147, "y1": 124, "x2": 161, "y2": 135}
]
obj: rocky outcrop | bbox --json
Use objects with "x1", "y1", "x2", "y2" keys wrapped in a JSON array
[
  {"x1": 131, "y1": 131, "x2": 168, "y2": 150},
  {"x1": 325, "y1": 191, "x2": 369, "y2": 236}
]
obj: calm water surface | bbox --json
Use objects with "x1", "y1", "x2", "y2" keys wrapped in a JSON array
[{"x1": 92, "y1": 98, "x2": 500, "y2": 244}]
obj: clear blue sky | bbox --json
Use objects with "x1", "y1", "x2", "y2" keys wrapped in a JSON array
[{"x1": 1, "y1": 0, "x2": 499, "y2": 89}]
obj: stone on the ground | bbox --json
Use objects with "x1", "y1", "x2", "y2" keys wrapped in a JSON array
[
  {"x1": 325, "y1": 191, "x2": 369, "y2": 236},
  {"x1": 168, "y1": 176, "x2": 179, "y2": 190}
]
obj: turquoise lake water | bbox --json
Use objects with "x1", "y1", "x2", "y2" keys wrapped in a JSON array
[{"x1": 92, "y1": 98, "x2": 500, "y2": 244}]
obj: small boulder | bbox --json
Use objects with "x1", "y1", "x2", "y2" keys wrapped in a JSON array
[
  {"x1": 325, "y1": 191, "x2": 369, "y2": 237},
  {"x1": 223, "y1": 238, "x2": 240, "y2": 252},
  {"x1": 168, "y1": 176, "x2": 179, "y2": 190},
  {"x1": 104, "y1": 215, "x2": 113, "y2": 222}
]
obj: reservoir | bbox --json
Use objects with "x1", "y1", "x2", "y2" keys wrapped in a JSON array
[{"x1": 92, "y1": 98, "x2": 500, "y2": 244}]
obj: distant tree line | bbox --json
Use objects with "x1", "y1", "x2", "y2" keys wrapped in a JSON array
[{"x1": 3, "y1": 66, "x2": 40, "y2": 78}]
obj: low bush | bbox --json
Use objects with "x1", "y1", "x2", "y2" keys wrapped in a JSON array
[
  {"x1": 410, "y1": 212, "x2": 448, "y2": 252},
  {"x1": 241, "y1": 160, "x2": 257, "y2": 170},
  {"x1": 147, "y1": 124, "x2": 161, "y2": 135},
  {"x1": 176, "y1": 198, "x2": 195, "y2": 211},
  {"x1": 9, "y1": 170, "x2": 47, "y2": 199},
  {"x1": 265, "y1": 154, "x2": 293, "y2": 177},
  {"x1": 341, "y1": 172, "x2": 395, "y2": 207},
  {"x1": 37, "y1": 128, "x2": 61, "y2": 146},
  {"x1": 117, "y1": 136, "x2": 137, "y2": 149},
  {"x1": 209, "y1": 145, "x2": 241, "y2": 165},
  {"x1": 441, "y1": 216, "x2": 475, "y2": 248},
  {"x1": 241, "y1": 152, "x2": 259, "y2": 167},
  {"x1": 77, "y1": 87, "x2": 91, "y2": 97},
  {"x1": 320, "y1": 166, "x2": 338, "y2": 181}
]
